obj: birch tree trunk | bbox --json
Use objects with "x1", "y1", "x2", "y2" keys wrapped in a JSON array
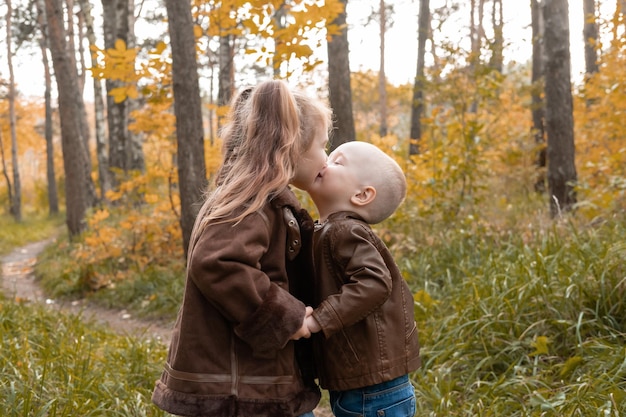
[
  {"x1": 45, "y1": 0, "x2": 95, "y2": 236},
  {"x1": 78, "y1": 0, "x2": 110, "y2": 200},
  {"x1": 378, "y1": 0, "x2": 388, "y2": 137},
  {"x1": 5, "y1": 0, "x2": 22, "y2": 221},
  {"x1": 217, "y1": 34, "x2": 234, "y2": 129},
  {"x1": 531, "y1": 0, "x2": 547, "y2": 193},
  {"x1": 102, "y1": 0, "x2": 144, "y2": 186},
  {"x1": 409, "y1": 0, "x2": 430, "y2": 156},
  {"x1": 327, "y1": 0, "x2": 355, "y2": 151},
  {"x1": 543, "y1": 0, "x2": 578, "y2": 216},
  {"x1": 63, "y1": 0, "x2": 91, "y2": 159},
  {"x1": 0, "y1": 128, "x2": 14, "y2": 216},
  {"x1": 583, "y1": 0, "x2": 599, "y2": 75},
  {"x1": 273, "y1": 4, "x2": 286, "y2": 78},
  {"x1": 165, "y1": 0, "x2": 208, "y2": 257},
  {"x1": 36, "y1": 0, "x2": 59, "y2": 214},
  {"x1": 490, "y1": 0, "x2": 503, "y2": 72}
]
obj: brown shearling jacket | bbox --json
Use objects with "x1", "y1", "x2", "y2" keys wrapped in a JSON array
[
  {"x1": 152, "y1": 189, "x2": 320, "y2": 417},
  {"x1": 311, "y1": 211, "x2": 421, "y2": 391}
]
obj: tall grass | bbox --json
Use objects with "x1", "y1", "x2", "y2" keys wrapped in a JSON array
[
  {"x1": 24, "y1": 196, "x2": 626, "y2": 415},
  {"x1": 402, "y1": 215, "x2": 626, "y2": 416},
  {"x1": 0, "y1": 296, "x2": 168, "y2": 416}
]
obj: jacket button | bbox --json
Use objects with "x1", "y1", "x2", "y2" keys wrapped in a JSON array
[
  {"x1": 288, "y1": 220, "x2": 296, "y2": 226},
  {"x1": 292, "y1": 239, "x2": 299, "y2": 246}
]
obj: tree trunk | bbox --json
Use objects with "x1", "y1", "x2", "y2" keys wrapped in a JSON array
[
  {"x1": 102, "y1": 0, "x2": 144, "y2": 184},
  {"x1": 327, "y1": 0, "x2": 355, "y2": 151},
  {"x1": 217, "y1": 33, "x2": 234, "y2": 129},
  {"x1": 207, "y1": 49, "x2": 217, "y2": 146},
  {"x1": 78, "y1": 0, "x2": 110, "y2": 200},
  {"x1": 531, "y1": 0, "x2": 546, "y2": 193},
  {"x1": 45, "y1": 0, "x2": 93, "y2": 236},
  {"x1": 64, "y1": 0, "x2": 92, "y2": 163},
  {"x1": 273, "y1": 4, "x2": 287, "y2": 77},
  {"x1": 468, "y1": 0, "x2": 484, "y2": 113},
  {"x1": 6, "y1": 0, "x2": 22, "y2": 221},
  {"x1": 42, "y1": 45, "x2": 60, "y2": 215},
  {"x1": 409, "y1": 0, "x2": 430, "y2": 156},
  {"x1": 76, "y1": 4, "x2": 87, "y2": 93},
  {"x1": 378, "y1": 0, "x2": 388, "y2": 137},
  {"x1": 543, "y1": 0, "x2": 577, "y2": 216},
  {"x1": 611, "y1": 0, "x2": 625, "y2": 43},
  {"x1": 165, "y1": 0, "x2": 209, "y2": 258},
  {"x1": 125, "y1": 1, "x2": 144, "y2": 173},
  {"x1": 583, "y1": 0, "x2": 599, "y2": 75},
  {"x1": 0, "y1": 130, "x2": 14, "y2": 215},
  {"x1": 36, "y1": 0, "x2": 59, "y2": 215},
  {"x1": 490, "y1": 0, "x2": 503, "y2": 72}
]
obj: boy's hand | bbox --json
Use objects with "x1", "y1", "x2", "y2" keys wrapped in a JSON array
[
  {"x1": 305, "y1": 312, "x2": 321, "y2": 334},
  {"x1": 290, "y1": 306, "x2": 314, "y2": 340}
]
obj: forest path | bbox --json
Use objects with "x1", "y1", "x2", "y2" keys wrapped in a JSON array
[
  {"x1": 0, "y1": 238, "x2": 333, "y2": 416},
  {"x1": 0, "y1": 237, "x2": 172, "y2": 344}
]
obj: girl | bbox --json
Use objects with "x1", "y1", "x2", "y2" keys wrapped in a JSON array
[{"x1": 152, "y1": 79, "x2": 331, "y2": 417}]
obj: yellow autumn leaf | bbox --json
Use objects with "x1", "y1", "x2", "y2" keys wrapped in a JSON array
[
  {"x1": 530, "y1": 336, "x2": 550, "y2": 356},
  {"x1": 145, "y1": 194, "x2": 159, "y2": 204},
  {"x1": 413, "y1": 289, "x2": 436, "y2": 309},
  {"x1": 193, "y1": 24, "x2": 203, "y2": 38},
  {"x1": 126, "y1": 85, "x2": 139, "y2": 100},
  {"x1": 91, "y1": 209, "x2": 110, "y2": 223},
  {"x1": 105, "y1": 189, "x2": 124, "y2": 202},
  {"x1": 110, "y1": 87, "x2": 129, "y2": 103},
  {"x1": 153, "y1": 41, "x2": 167, "y2": 55},
  {"x1": 84, "y1": 235, "x2": 101, "y2": 247},
  {"x1": 119, "y1": 221, "x2": 134, "y2": 230},
  {"x1": 559, "y1": 356, "x2": 583, "y2": 378},
  {"x1": 106, "y1": 39, "x2": 128, "y2": 58}
]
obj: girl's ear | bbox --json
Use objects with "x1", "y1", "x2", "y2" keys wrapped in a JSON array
[{"x1": 350, "y1": 186, "x2": 376, "y2": 206}]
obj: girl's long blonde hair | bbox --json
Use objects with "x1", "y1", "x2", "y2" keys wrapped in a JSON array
[{"x1": 199, "y1": 80, "x2": 332, "y2": 229}]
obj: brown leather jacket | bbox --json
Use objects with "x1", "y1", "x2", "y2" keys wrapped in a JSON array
[
  {"x1": 311, "y1": 212, "x2": 421, "y2": 391},
  {"x1": 152, "y1": 189, "x2": 320, "y2": 417}
]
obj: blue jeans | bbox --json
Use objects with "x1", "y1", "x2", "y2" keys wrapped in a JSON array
[{"x1": 329, "y1": 375, "x2": 416, "y2": 417}]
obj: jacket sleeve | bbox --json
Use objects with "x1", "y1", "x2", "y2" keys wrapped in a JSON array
[
  {"x1": 313, "y1": 223, "x2": 392, "y2": 338},
  {"x1": 189, "y1": 212, "x2": 305, "y2": 354}
]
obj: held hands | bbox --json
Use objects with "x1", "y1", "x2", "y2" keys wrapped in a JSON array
[
  {"x1": 305, "y1": 312, "x2": 321, "y2": 334},
  {"x1": 290, "y1": 306, "x2": 321, "y2": 340}
]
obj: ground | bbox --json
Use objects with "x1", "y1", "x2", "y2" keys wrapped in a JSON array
[
  {"x1": 0, "y1": 238, "x2": 333, "y2": 417},
  {"x1": 0, "y1": 237, "x2": 172, "y2": 343}
]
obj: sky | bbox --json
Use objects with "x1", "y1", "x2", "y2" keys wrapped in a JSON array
[
  {"x1": 1, "y1": 0, "x2": 613, "y2": 99},
  {"x1": 346, "y1": 0, "x2": 587, "y2": 86}
]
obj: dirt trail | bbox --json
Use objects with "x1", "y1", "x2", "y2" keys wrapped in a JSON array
[
  {"x1": 1, "y1": 238, "x2": 333, "y2": 416},
  {"x1": 0, "y1": 238, "x2": 172, "y2": 344}
]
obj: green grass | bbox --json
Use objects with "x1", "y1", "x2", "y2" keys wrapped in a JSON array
[
  {"x1": 0, "y1": 213, "x2": 64, "y2": 256},
  {"x1": 0, "y1": 296, "x2": 168, "y2": 416},
  {"x1": 12, "y1": 201, "x2": 626, "y2": 415},
  {"x1": 404, "y1": 216, "x2": 626, "y2": 416}
]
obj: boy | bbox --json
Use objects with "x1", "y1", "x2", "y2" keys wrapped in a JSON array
[{"x1": 305, "y1": 141, "x2": 421, "y2": 417}]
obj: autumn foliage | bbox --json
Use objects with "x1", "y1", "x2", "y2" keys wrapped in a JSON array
[{"x1": 1, "y1": 2, "x2": 625, "y2": 295}]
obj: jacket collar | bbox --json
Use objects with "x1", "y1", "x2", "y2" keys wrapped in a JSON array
[
  {"x1": 269, "y1": 188, "x2": 300, "y2": 210},
  {"x1": 269, "y1": 187, "x2": 315, "y2": 233},
  {"x1": 318, "y1": 211, "x2": 367, "y2": 225}
]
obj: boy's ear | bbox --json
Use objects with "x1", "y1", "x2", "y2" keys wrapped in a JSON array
[{"x1": 350, "y1": 186, "x2": 376, "y2": 206}]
